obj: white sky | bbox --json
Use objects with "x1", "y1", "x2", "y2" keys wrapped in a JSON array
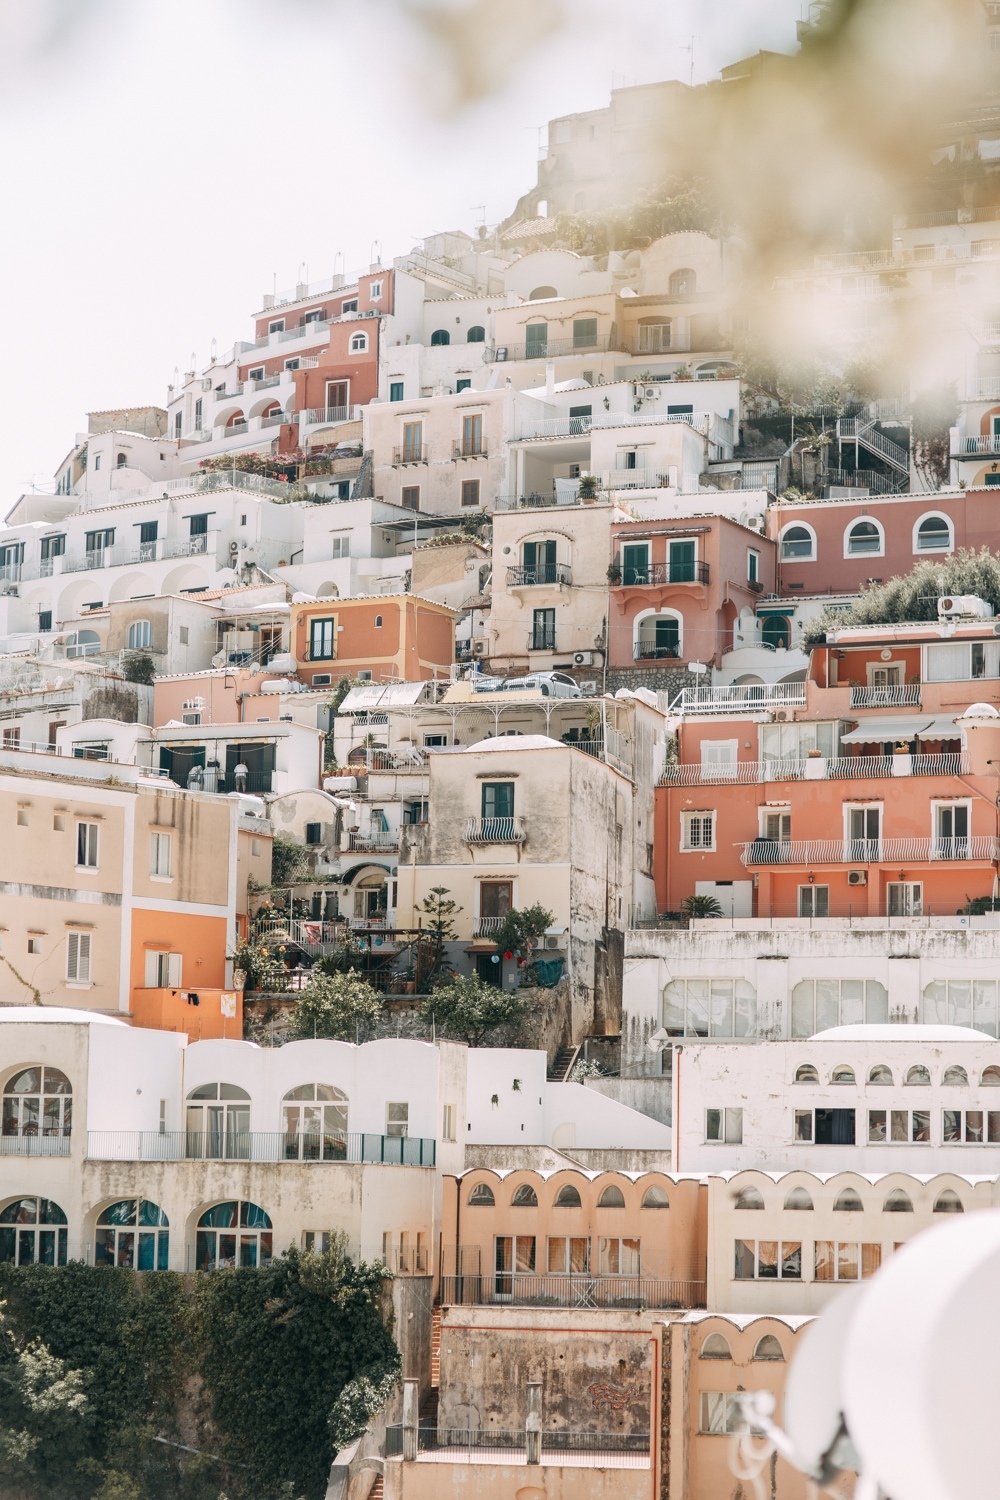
[{"x1": 0, "y1": 0, "x2": 801, "y2": 510}]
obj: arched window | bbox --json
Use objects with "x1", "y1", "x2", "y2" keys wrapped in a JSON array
[
  {"x1": 752, "y1": 1335, "x2": 785, "y2": 1361},
  {"x1": 845, "y1": 519, "x2": 884, "y2": 556},
  {"x1": 554, "y1": 1184, "x2": 582, "y2": 1207},
  {"x1": 699, "y1": 1333, "x2": 732, "y2": 1360},
  {"x1": 831, "y1": 1064, "x2": 856, "y2": 1085},
  {"x1": 3, "y1": 1067, "x2": 72, "y2": 1138},
  {"x1": 634, "y1": 610, "x2": 682, "y2": 662},
  {"x1": 868, "y1": 1064, "x2": 893, "y2": 1086},
  {"x1": 883, "y1": 1188, "x2": 913, "y2": 1213},
  {"x1": 780, "y1": 524, "x2": 815, "y2": 561},
  {"x1": 597, "y1": 1185, "x2": 626, "y2": 1208},
  {"x1": 933, "y1": 1190, "x2": 964, "y2": 1214},
  {"x1": 196, "y1": 1200, "x2": 272, "y2": 1269},
  {"x1": 784, "y1": 1186, "x2": 814, "y2": 1211},
  {"x1": 914, "y1": 513, "x2": 953, "y2": 553},
  {"x1": 791, "y1": 978, "x2": 888, "y2": 1036},
  {"x1": 761, "y1": 615, "x2": 790, "y2": 649},
  {"x1": 735, "y1": 1187, "x2": 764, "y2": 1210},
  {"x1": 794, "y1": 1064, "x2": 818, "y2": 1083},
  {"x1": 942, "y1": 1065, "x2": 968, "y2": 1086},
  {"x1": 528, "y1": 286, "x2": 558, "y2": 300},
  {"x1": 983, "y1": 1066, "x2": 1000, "y2": 1086},
  {"x1": 905, "y1": 1065, "x2": 931, "y2": 1087},
  {"x1": 430, "y1": 329, "x2": 450, "y2": 346},
  {"x1": 641, "y1": 1185, "x2": 670, "y2": 1209},
  {"x1": 128, "y1": 620, "x2": 152, "y2": 650},
  {"x1": 468, "y1": 1182, "x2": 495, "y2": 1205},
  {"x1": 350, "y1": 332, "x2": 369, "y2": 352},
  {"x1": 662, "y1": 976, "x2": 756, "y2": 1038},
  {"x1": 281, "y1": 1084, "x2": 348, "y2": 1161},
  {"x1": 924, "y1": 981, "x2": 1000, "y2": 1036},
  {"x1": 116, "y1": 452, "x2": 128, "y2": 468},
  {"x1": 467, "y1": 326, "x2": 486, "y2": 343},
  {"x1": 95, "y1": 1199, "x2": 168, "y2": 1269},
  {"x1": 66, "y1": 629, "x2": 101, "y2": 659},
  {"x1": 669, "y1": 268, "x2": 697, "y2": 296},
  {"x1": 511, "y1": 1183, "x2": 538, "y2": 1207},
  {"x1": 833, "y1": 1188, "x2": 863, "y2": 1212},
  {"x1": 374, "y1": 615, "x2": 383, "y2": 628},
  {"x1": 185, "y1": 1083, "x2": 250, "y2": 1160},
  {"x1": 0, "y1": 1198, "x2": 67, "y2": 1265}
]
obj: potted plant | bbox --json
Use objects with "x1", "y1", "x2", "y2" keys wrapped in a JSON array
[
  {"x1": 607, "y1": 561, "x2": 622, "y2": 584},
  {"x1": 577, "y1": 473, "x2": 599, "y2": 502}
]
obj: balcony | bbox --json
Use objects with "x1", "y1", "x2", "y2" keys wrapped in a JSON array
[
  {"x1": 849, "y1": 684, "x2": 921, "y2": 709},
  {"x1": 634, "y1": 642, "x2": 681, "y2": 661},
  {"x1": 614, "y1": 559, "x2": 710, "y2": 586},
  {"x1": 439, "y1": 1273, "x2": 705, "y2": 1310},
  {"x1": 300, "y1": 404, "x2": 362, "y2": 426},
  {"x1": 741, "y1": 837, "x2": 1000, "y2": 867},
  {"x1": 452, "y1": 442, "x2": 489, "y2": 460},
  {"x1": 506, "y1": 563, "x2": 571, "y2": 587},
  {"x1": 392, "y1": 446, "x2": 426, "y2": 466},
  {"x1": 955, "y1": 435, "x2": 1000, "y2": 455},
  {"x1": 355, "y1": 747, "x2": 428, "y2": 772},
  {"x1": 86, "y1": 1130, "x2": 436, "y2": 1166},
  {"x1": 385, "y1": 1426, "x2": 650, "y2": 1467},
  {"x1": 672, "y1": 682, "x2": 808, "y2": 713},
  {"x1": 249, "y1": 374, "x2": 282, "y2": 390},
  {"x1": 487, "y1": 334, "x2": 629, "y2": 363},
  {"x1": 1, "y1": 1132, "x2": 72, "y2": 1157},
  {"x1": 347, "y1": 831, "x2": 400, "y2": 852},
  {"x1": 471, "y1": 916, "x2": 506, "y2": 937},
  {"x1": 660, "y1": 753, "x2": 971, "y2": 785},
  {"x1": 464, "y1": 816, "x2": 526, "y2": 845},
  {"x1": 603, "y1": 468, "x2": 673, "y2": 491}
]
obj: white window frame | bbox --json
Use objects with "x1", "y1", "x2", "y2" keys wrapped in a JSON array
[
  {"x1": 145, "y1": 949, "x2": 182, "y2": 987},
  {"x1": 798, "y1": 884, "x2": 829, "y2": 917},
  {"x1": 931, "y1": 798, "x2": 971, "y2": 855},
  {"x1": 369, "y1": 280, "x2": 383, "y2": 301},
  {"x1": 700, "y1": 739, "x2": 738, "y2": 777},
  {"x1": 844, "y1": 801, "x2": 883, "y2": 848},
  {"x1": 128, "y1": 619, "x2": 152, "y2": 650},
  {"x1": 350, "y1": 332, "x2": 369, "y2": 353},
  {"x1": 844, "y1": 516, "x2": 885, "y2": 558},
  {"x1": 248, "y1": 366, "x2": 265, "y2": 381},
  {"x1": 386, "y1": 1102, "x2": 408, "y2": 1138},
  {"x1": 680, "y1": 809, "x2": 715, "y2": 851},
  {"x1": 597, "y1": 1236, "x2": 640, "y2": 1275},
  {"x1": 867, "y1": 1107, "x2": 931, "y2": 1144},
  {"x1": 268, "y1": 319, "x2": 285, "y2": 334},
  {"x1": 779, "y1": 521, "x2": 816, "y2": 561},
  {"x1": 66, "y1": 930, "x2": 92, "y2": 983},
  {"x1": 887, "y1": 880, "x2": 922, "y2": 916},
  {"x1": 76, "y1": 821, "x2": 99, "y2": 869},
  {"x1": 759, "y1": 805, "x2": 791, "y2": 842},
  {"x1": 912, "y1": 511, "x2": 954, "y2": 554},
  {"x1": 150, "y1": 831, "x2": 172, "y2": 878},
  {"x1": 705, "y1": 1107, "x2": 743, "y2": 1144},
  {"x1": 747, "y1": 548, "x2": 760, "y2": 583},
  {"x1": 734, "y1": 1239, "x2": 802, "y2": 1280},
  {"x1": 942, "y1": 1108, "x2": 1000, "y2": 1143}
]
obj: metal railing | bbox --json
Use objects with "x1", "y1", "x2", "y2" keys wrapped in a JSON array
[
  {"x1": 956, "y1": 435, "x2": 1000, "y2": 454},
  {"x1": 488, "y1": 334, "x2": 629, "y2": 363},
  {"x1": 602, "y1": 469, "x2": 673, "y2": 490},
  {"x1": 849, "y1": 684, "x2": 921, "y2": 708},
  {"x1": 741, "y1": 837, "x2": 1000, "y2": 866},
  {"x1": 660, "y1": 752, "x2": 970, "y2": 785},
  {"x1": 672, "y1": 682, "x2": 808, "y2": 713},
  {"x1": 613, "y1": 560, "x2": 709, "y2": 586},
  {"x1": 355, "y1": 748, "x2": 428, "y2": 772},
  {"x1": 279, "y1": 319, "x2": 330, "y2": 342},
  {"x1": 347, "y1": 831, "x2": 400, "y2": 851},
  {"x1": 737, "y1": 461, "x2": 780, "y2": 490},
  {"x1": 0, "y1": 1133, "x2": 72, "y2": 1157},
  {"x1": 393, "y1": 446, "x2": 426, "y2": 465},
  {"x1": 249, "y1": 374, "x2": 282, "y2": 390},
  {"x1": 385, "y1": 1426, "x2": 650, "y2": 1465},
  {"x1": 86, "y1": 1130, "x2": 435, "y2": 1166},
  {"x1": 464, "y1": 817, "x2": 527, "y2": 845},
  {"x1": 634, "y1": 642, "x2": 680, "y2": 660},
  {"x1": 472, "y1": 916, "x2": 506, "y2": 936},
  {"x1": 516, "y1": 416, "x2": 593, "y2": 439},
  {"x1": 439, "y1": 1274, "x2": 705, "y2": 1309},
  {"x1": 260, "y1": 411, "x2": 291, "y2": 428},
  {"x1": 506, "y1": 563, "x2": 571, "y2": 587},
  {"x1": 300, "y1": 405, "x2": 362, "y2": 426},
  {"x1": 452, "y1": 441, "x2": 488, "y2": 459}
]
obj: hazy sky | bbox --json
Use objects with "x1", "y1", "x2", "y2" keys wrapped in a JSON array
[{"x1": 0, "y1": 0, "x2": 802, "y2": 511}]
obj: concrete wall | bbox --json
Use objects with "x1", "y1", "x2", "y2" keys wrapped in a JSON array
[{"x1": 384, "y1": 1455, "x2": 649, "y2": 1500}]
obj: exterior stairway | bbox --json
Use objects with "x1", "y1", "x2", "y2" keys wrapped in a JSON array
[
  {"x1": 367, "y1": 1476, "x2": 383, "y2": 1500},
  {"x1": 547, "y1": 1044, "x2": 580, "y2": 1081},
  {"x1": 837, "y1": 406, "x2": 910, "y2": 477}
]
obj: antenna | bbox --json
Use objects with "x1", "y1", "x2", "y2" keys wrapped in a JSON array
[{"x1": 680, "y1": 35, "x2": 695, "y2": 86}]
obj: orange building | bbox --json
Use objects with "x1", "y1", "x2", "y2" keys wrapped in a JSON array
[
  {"x1": 656, "y1": 608, "x2": 1000, "y2": 918},
  {"x1": 291, "y1": 593, "x2": 456, "y2": 687}
]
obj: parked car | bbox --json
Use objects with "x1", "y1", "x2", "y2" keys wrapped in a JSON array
[{"x1": 497, "y1": 671, "x2": 582, "y2": 698}]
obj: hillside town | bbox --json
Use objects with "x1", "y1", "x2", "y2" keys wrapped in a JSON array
[{"x1": 7, "y1": 4, "x2": 1000, "y2": 1497}]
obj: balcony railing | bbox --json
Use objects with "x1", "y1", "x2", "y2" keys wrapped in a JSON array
[
  {"x1": 385, "y1": 1426, "x2": 650, "y2": 1466},
  {"x1": 278, "y1": 319, "x2": 330, "y2": 342},
  {"x1": 439, "y1": 1274, "x2": 705, "y2": 1309},
  {"x1": 347, "y1": 831, "x2": 400, "y2": 851},
  {"x1": 249, "y1": 374, "x2": 282, "y2": 390},
  {"x1": 0, "y1": 1133, "x2": 72, "y2": 1156},
  {"x1": 660, "y1": 753, "x2": 970, "y2": 785},
  {"x1": 603, "y1": 468, "x2": 673, "y2": 490},
  {"x1": 487, "y1": 334, "x2": 629, "y2": 363},
  {"x1": 86, "y1": 1130, "x2": 436, "y2": 1166},
  {"x1": 471, "y1": 916, "x2": 506, "y2": 936},
  {"x1": 849, "y1": 684, "x2": 922, "y2": 709},
  {"x1": 464, "y1": 817, "x2": 526, "y2": 845},
  {"x1": 955, "y1": 435, "x2": 1000, "y2": 454},
  {"x1": 506, "y1": 563, "x2": 571, "y2": 586},
  {"x1": 741, "y1": 837, "x2": 1000, "y2": 866},
  {"x1": 614, "y1": 560, "x2": 710, "y2": 586},
  {"x1": 672, "y1": 682, "x2": 808, "y2": 713},
  {"x1": 300, "y1": 405, "x2": 362, "y2": 426},
  {"x1": 355, "y1": 747, "x2": 428, "y2": 772},
  {"x1": 452, "y1": 442, "x2": 489, "y2": 459},
  {"x1": 260, "y1": 411, "x2": 290, "y2": 428},
  {"x1": 392, "y1": 446, "x2": 426, "y2": 465},
  {"x1": 634, "y1": 642, "x2": 680, "y2": 660}
]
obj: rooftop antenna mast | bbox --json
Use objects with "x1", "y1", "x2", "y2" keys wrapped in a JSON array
[{"x1": 680, "y1": 35, "x2": 695, "y2": 86}]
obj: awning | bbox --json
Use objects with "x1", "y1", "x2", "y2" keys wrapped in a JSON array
[{"x1": 841, "y1": 716, "x2": 960, "y2": 744}]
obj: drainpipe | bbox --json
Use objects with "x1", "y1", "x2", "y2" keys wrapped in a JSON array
[
  {"x1": 672, "y1": 1045, "x2": 681, "y2": 1175},
  {"x1": 525, "y1": 1382, "x2": 542, "y2": 1464}
]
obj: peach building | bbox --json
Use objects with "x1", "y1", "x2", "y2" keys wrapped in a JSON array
[{"x1": 291, "y1": 593, "x2": 456, "y2": 687}]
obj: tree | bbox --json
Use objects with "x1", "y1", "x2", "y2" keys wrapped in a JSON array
[
  {"x1": 682, "y1": 894, "x2": 724, "y2": 920},
  {"x1": 421, "y1": 974, "x2": 531, "y2": 1047},
  {"x1": 229, "y1": 937, "x2": 287, "y2": 993},
  {"x1": 911, "y1": 383, "x2": 958, "y2": 490},
  {"x1": 803, "y1": 548, "x2": 1000, "y2": 645},
  {"x1": 269, "y1": 834, "x2": 314, "y2": 888},
  {"x1": 0, "y1": 1304, "x2": 92, "y2": 1499},
  {"x1": 122, "y1": 654, "x2": 155, "y2": 685},
  {"x1": 289, "y1": 970, "x2": 384, "y2": 1041},
  {"x1": 415, "y1": 887, "x2": 462, "y2": 989},
  {"x1": 494, "y1": 903, "x2": 553, "y2": 964}
]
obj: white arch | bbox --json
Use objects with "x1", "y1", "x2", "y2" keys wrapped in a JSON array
[
  {"x1": 778, "y1": 520, "x2": 817, "y2": 561},
  {"x1": 160, "y1": 564, "x2": 214, "y2": 596},
  {"x1": 843, "y1": 515, "x2": 885, "y2": 559},
  {"x1": 212, "y1": 404, "x2": 246, "y2": 430},
  {"x1": 633, "y1": 605, "x2": 683, "y2": 655},
  {"x1": 108, "y1": 571, "x2": 156, "y2": 603},
  {"x1": 912, "y1": 510, "x2": 955, "y2": 554},
  {"x1": 349, "y1": 331, "x2": 369, "y2": 353}
]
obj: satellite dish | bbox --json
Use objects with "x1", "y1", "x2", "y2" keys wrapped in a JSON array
[{"x1": 783, "y1": 1288, "x2": 856, "y2": 1481}]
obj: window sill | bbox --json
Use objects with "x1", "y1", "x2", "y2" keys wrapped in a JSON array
[
  {"x1": 149, "y1": 874, "x2": 173, "y2": 884},
  {"x1": 66, "y1": 981, "x2": 93, "y2": 990},
  {"x1": 75, "y1": 865, "x2": 99, "y2": 873}
]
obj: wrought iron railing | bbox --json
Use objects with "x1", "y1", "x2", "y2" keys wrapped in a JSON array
[
  {"x1": 849, "y1": 684, "x2": 921, "y2": 708},
  {"x1": 86, "y1": 1130, "x2": 435, "y2": 1166},
  {"x1": 464, "y1": 817, "x2": 527, "y2": 845},
  {"x1": 659, "y1": 753, "x2": 970, "y2": 785},
  {"x1": 741, "y1": 837, "x2": 1000, "y2": 867},
  {"x1": 506, "y1": 563, "x2": 571, "y2": 586},
  {"x1": 0, "y1": 1133, "x2": 72, "y2": 1156},
  {"x1": 439, "y1": 1273, "x2": 705, "y2": 1309}
]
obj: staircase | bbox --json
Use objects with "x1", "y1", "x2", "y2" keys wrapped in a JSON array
[
  {"x1": 548, "y1": 1044, "x2": 580, "y2": 1081},
  {"x1": 430, "y1": 1303, "x2": 442, "y2": 1387},
  {"x1": 837, "y1": 406, "x2": 910, "y2": 477},
  {"x1": 367, "y1": 1476, "x2": 383, "y2": 1500}
]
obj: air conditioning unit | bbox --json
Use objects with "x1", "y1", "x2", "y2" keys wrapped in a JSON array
[
  {"x1": 847, "y1": 870, "x2": 867, "y2": 886},
  {"x1": 472, "y1": 639, "x2": 491, "y2": 657},
  {"x1": 313, "y1": 673, "x2": 332, "y2": 687},
  {"x1": 544, "y1": 934, "x2": 565, "y2": 950},
  {"x1": 573, "y1": 651, "x2": 594, "y2": 666},
  {"x1": 644, "y1": 387, "x2": 657, "y2": 399},
  {"x1": 228, "y1": 540, "x2": 239, "y2": 555},
  {"x1": 938, "y1": 594, "x2": 994, "y2": 620}
]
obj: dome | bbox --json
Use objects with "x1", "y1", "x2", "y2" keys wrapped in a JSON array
[
  {"x1": 0, "y1": 1006, "x2": 128, "y2": 1026},
  {"x1": 809, "y1": 1024, "x2": 996, "y2": 1042},
  {"x1": 959, "y1": 703, "x2": 998, "y2": 718}
]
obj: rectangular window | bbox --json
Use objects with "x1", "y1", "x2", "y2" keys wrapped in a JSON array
[
  {"x1": 456, "y1": 379, "x2": 471, "y2": 392},
  {"x1": 479, "y1": 880, "x2": 512, "y2": 920},
  {"x1": 869, "y1": 1109, "x2": 930, "y2": 1143},
  {"x1": 531, "y1": 607, "x2": 555, "y2": 650},
  {"x1": 815, "y1": 1242, "x2": 882, "y2": 1282},
  {"x1": 734, "y1": 1240, "x2": 801, "y2": 1280},
  {"x1": 402, "y1": 422, "x2": 422, "y2": 461},
  {"x1": 66, "y1": 931, "x2": 92, "y2": 983},
  {"x1": 761, "y1": 809, "x2": 791, "y2": 842},
  {"x1": 573, "y1": 317, "x2": 598, "y2": 348},
  {"x1": 305, "y1": 822, "x2": 322, "y2": 845},
  {"x1": 249, "y1": 366, "x2": 264, "y2": 380},
  {"x1": 806, "y1": 1108, "x2": 856, "y2": 1144},
  {"x1": 442, "y1": 1104, "x2": 455, "y2": 1140},
  {"x1": 525, "y1": 323, "x2": 548, "y2": 357},
  {"x1": 181, "y1": 712, "x2": 201, "y2": 726},
  {"x1": 700, "y1": 1392, "x2": 743, "y2": 1436},
  {"x1": 748, "y1": 549, "x2": 760, "y2": 584},
  {"x1": 331, "y1": 536, "x2": 351, "y2": 558},
  {"x1": 705, "y1": 1107, "x2": 743, "y2": 1144},
  {"x1": 144, "y1": 950, "x2": 182, "y2": 986},
  {"x1": 390, "y1": 381, "x2": 404, "y2": 401},
  {"x1": 3, "y1": 727, "x2": 20, "y2": 748},
  {"x1": 268, "y1": 319, "x2": 285, "y2": 334},
  {"x1": 482, "y1": 782, "x2": 514, "y2": 819},
  {"x1": 85, "y1": 528, "x2": 115, "y2": 553},
  {"x1": 681, "y1": 811, "x2": 715, "y2": 851},
  {"x1": 547, "y1": 1237, "x2": 589, "y2": 1273},
  {"x1": 174, "y1": 411, "x2": 182, "y2": 437},
  {"x1": 887, "y1": 882, "x2": 922, "y2": 917},
  {"x1": 284, "y1": 357, "x2": 300, "y2": 371},
  {"x1": 40, "y1": 534, "x2": 65, "y2": 560},
  {"x1": 342, "y1": 298, "x2": 358, "y2": 314},
  {"x1": 386, "y1": 1102, "x2": 409, "y2": 1138},
  {"x1": 847, "y1": 804, "x2": 882, "y2": 855},
  {"x1": 403, "y1": 800, "x2": 429, "y2": 824},
  {"x1": 194, "y1": 397, "x2": 203, "y2": 425},
  {"x1": 700, "y1": 740, "x2": 738, "y2": 778},
  {"x1": 799, "y1": 885, "x2": 829, "y2": 917},
  {"x1": 461, "y1": 414, "x2": 483, "y2": 455},
  {"x1": 309, "y1": 617, "x2": 336, "y2": 660},
  {"x1": 150, "y1": 832, "x2": 171, "y2": 877},
  {"x1": 461, "y1": 479, "x2": 481, "y2": 508},
  {"x1": 38, "y1": 610, "x2": 53, "y2": 633},
  {"x1": 942, "y1": 1109, "x2": 1000, "y2": 1143},
  {"x1": 598, "y1": 1237, "x2": 640, "y2": 1275},
  {"x1": 76, "y1": 822, "x2": 99, "y2": 868},
  {"x1": 934, "y1": 803, "x2": 970, "y2": 858},
  {"x1": 189, "y1": 513, "x2": 209, "y2": 537},
  {"x1": 401, "y1": 486, "x2": 420, "y2": 510},
  {"x1": 370, "y1": 281, "x2": 383, "y2": 300}
]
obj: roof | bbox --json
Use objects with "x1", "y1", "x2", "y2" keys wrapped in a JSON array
[
  {"x1": 460, "y1": 734, "x2": 566, "y2": 752},
  {"x1": 840, "y1": 715, "x2": 959, "y2": 743},
  {"x1": 0, "y1": 1006, "x2": 128, "y2": 1026},
  {"x1": 339, "y1": 682, "x2": 430, "y2": 711},
  {"x1": 680, "y1": 1311, "x2": 815, "y2": 1331},
  {"x1": 807, "y1": 1024, "x2": 998, "y2": 1042}
]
